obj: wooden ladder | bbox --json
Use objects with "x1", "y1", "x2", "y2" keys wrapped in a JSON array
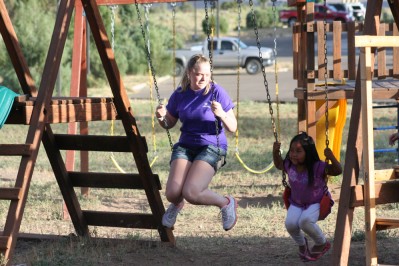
[
  {"x1": 0, "y1": 0, "x2": 174, "y2": 264},
  {"x1": 356, "y1": 35, "x2": 399, "y2": 266}
]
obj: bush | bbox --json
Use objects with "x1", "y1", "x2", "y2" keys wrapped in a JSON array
[
  {"x1": 201, "y1": 16, "x2": 229, "y2": 35},
  {"x1": 246, "y1": 9, "x2": 274, "y2": 29}
]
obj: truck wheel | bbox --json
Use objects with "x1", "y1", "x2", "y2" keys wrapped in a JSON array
[
  {"x1": 245, "y1": 59, "x2": 261, "y2": 75},
  {"x1": 288, "y1": 17, "x2": 297, "y2": 27},
  {"x1": 174, "y1": 62, "x2": 184, "y2": 76}
]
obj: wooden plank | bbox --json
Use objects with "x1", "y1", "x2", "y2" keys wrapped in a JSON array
[
  {"x1": 83, "y1": 210, "x2": 157, "y2": 229},
  {"x1": 347, "y1": 22, "x2": 357, "y2": 80},
  {"x1": 350, "y1": 181, "x2": 399, "y2": 207},
  {"x1": 42, "y1": 125, "x2": 90, "y2": 237},
  {"x1": 333, "y1": 21, "x2": 342, "y2": 80},
  {"x1": 0, "y1": 144, "x2": 31, "y2": 156},
  {"x1": 7, "y1": 101, "x2": 118, "y2": 124},
  {"x1": 317, "y1": 21, "x2": 325, "y2": 80},
  {"x1": 0, "y1": 188, "x2": 21, "y2": 200},
  {"x1": 376, "y1": 217, "x2": 399, "y2": 230},
  {"x1": 355, "y1": 35, "x2": 399, "y2": 48},
  {"x1": 375, "y1": 169, "x2": 396, "y2": 181},
  {"x1": 293, "y1": 24, "x2": 299, "y2": 80},
  {"x1": 393, "y1": 24, "x2": 399, "y2": 77},
  {"x1": 54, "y1": 134, "x2": 140, "y2": 152},
  {"x1": 306, "y1": 2, "x2": 315, "y2": 91},
  {"x1": 294, "y1": 87, "x2": 399, "y2": 100},
  {"x1": 68, "y1": 172, "x2": 161, "y2": 190},
  {"x1": 332, "y1": 1, "x2": 382, "y2": 264},
  {"x1": 2, "y1": 0, "x2": 76, "y2": 263},
  {"x1": 377, "y1": 24, "x2": 387, "y2": 79},
  {"x1": 360, "y1": 45, "x2": 378, "y2": 265}
]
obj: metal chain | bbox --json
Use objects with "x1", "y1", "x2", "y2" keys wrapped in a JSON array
[
  {"x1": 135, "y1": 1, "x2": 173, "y2": 150},
  {"x1": 235, "y1": 1, "x2": 241, "y2": 152},
  {"x1": 272, "y1": 0, "x2": 280, "y2": 143},
  {"x1": 204, "y1": 0, "x2": 220, "y2": 159},
  {"x1": 249, "y1": 0, "x2": 287, "y2": 187},
  {"x1": 249, "y1": 0, "x2": 277, "y2": 142},
  {"x1": 323, "y1": 0, "x2": 330, "y2": 150},
  {"x1": 171, "y1": 2, "x2": 177, "y2": 89},
  {"x1": 110, "y1": 5, "x2": 118, "y2": 51}
]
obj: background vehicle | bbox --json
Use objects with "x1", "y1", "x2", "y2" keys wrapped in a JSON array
[
  {"x1": 329, "y1": 2, "x2": 365, "y2": 21},
  {"x1": 279, "y1": 4, "x2": 354, "y2": 27},
  {"x1": 174, "y1": 37, "x2": 275, "y2": 76}
]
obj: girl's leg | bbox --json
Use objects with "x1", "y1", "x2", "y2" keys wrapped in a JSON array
[
  {"x1": 298, "y1": 203, "x2": 326, "y2": 246},
  {"x1": 285, "y1": 205, "x2": 306, "y2": 246},
  {"x1": 165, "y1": 158, "x2": 191, "y2": 205},
  {"x1": 182, "y1": 160, "x2": 228, "y2": 207}
]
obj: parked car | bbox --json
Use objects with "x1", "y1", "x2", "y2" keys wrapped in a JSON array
[
  {"x1": 279, "y1": 4, "x2": 354, "y2": 27},
  {"x1": 329, "y1": 2, "x2": 365, "y2": 21},
  {"x1": 173, "y1": 37, "x2": 275, "y2": 75}
]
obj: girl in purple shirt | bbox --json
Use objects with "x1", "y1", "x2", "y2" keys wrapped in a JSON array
[
  {"x1": 273, "y1": 132, "x2": 342, "y2": 262},
  {"x1": 155, "y1": 54, "x2": 238, "y2": 232}
]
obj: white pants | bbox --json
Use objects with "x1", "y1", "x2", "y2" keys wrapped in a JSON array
[{"x1": 285, "y1": 203, "x2": 326, "y2": 246}]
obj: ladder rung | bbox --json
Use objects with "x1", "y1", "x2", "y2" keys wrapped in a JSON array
[
  {"x1": 69, "y1": 172, "x2": 161, "y2": 190},
  {"x1": 83, "y1": 210, "x2": 157, "y2": 229},
  {"x1": 54, "y1": 134, "x2": 132, "y2": 152},
  {"x1": 0, "y1": 188, "x2": 21, "y2": 200},
  {"x1": 376, "y1": 217, "x2": 399, "y2": 230},
  {"x1": 0, "y1": 144, "x2": 31, "y2": 156}
]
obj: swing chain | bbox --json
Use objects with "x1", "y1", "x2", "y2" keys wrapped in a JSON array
[
  {"x1": 323, "y1": 0, "x2": 329, "y2": 150},
  {"x1": 235, "y1": 0, "x2": 241, "y2": 153},
  {"x1": 249, "y1": 0, "x2": 277, "y2": 143},
  {"x1": 204, "y1": 0, "x2": 221, "y2": 159},
  {"x1": 171, "y1": 2, "x2": 177, "y2": 89},
  {"x1": 135, "y1": 1, "x2": 173, "y2": 150},
  {"x1": 110, "y1": 5, "x2": 118, "y2": 51}
]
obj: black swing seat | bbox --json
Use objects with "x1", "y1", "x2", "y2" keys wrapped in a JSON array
[{"x1": 6, "y1": 95, "x2": 118, "y2": 125}]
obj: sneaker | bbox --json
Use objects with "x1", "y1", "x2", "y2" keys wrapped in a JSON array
[
  {"x1": 221, "y1": 196, "x2": 238, "y2": 231},
  {"x1": 162, "y1": 202, "x2": 184, "y2": 228}
]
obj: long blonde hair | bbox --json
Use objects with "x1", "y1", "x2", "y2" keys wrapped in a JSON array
[{"x1": 179, "y1": 54, "x2": 212, "y2": 95}]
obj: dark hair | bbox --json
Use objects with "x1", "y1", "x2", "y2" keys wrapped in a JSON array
[{"x1": 285, "y1": 132, "x2": 320, "y2": 186}]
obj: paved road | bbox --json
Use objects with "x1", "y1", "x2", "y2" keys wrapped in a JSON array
[{"x1": 128, "y1": 57, "x2": 297, "y2": 102}]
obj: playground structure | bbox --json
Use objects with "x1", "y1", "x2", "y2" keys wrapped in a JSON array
[
  {"x1": 0, "y1": 0, "x2": 187, "y2": 264},
  {"x1": 289, "y1": 0, "x2": 399, "y2": 265},
  {"x1": 1, "y1": 0, "x2": 399, "y2": 265}
]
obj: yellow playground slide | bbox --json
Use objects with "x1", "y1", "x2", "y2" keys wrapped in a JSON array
[{"x1": 315, "y1": 99, "x2": 347, "y2": 162}]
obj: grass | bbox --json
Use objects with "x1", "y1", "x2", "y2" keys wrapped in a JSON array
[{"x1": 1, "y1": 99, "x2": 399, "y2": 265}]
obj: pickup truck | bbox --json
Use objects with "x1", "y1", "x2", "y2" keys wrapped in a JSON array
[
  {"x1": 279, "y1": 4, "x2": 354, "y2": 27},
  {"x1": 174, "y1": 37, "x2": 275, "y2": 76}
]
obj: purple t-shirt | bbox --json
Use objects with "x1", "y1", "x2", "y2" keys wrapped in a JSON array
[
  {"x1": 166, "y1": 83, "x2": 234, "y2": 150},
  {"x1": 284, "y1": 160, "x2": 327, "y2": 209}
]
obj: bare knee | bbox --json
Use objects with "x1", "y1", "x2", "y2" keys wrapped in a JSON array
[
  {"x1": 165, "y1": 187, "x2": 182, "y2": 204},
  {"x1": 182, "y1": 186, "x2": 201, "y2": 204}
]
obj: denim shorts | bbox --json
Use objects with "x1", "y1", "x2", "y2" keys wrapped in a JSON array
[{"x1": 171, "y1": 144, "x2": 227, "y2": 172}]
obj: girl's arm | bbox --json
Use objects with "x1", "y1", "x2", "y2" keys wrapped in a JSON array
[
  {"x1": 211, "y1": 101, "x2": 237, "y2": 132},
  {"x1": 324, "y1": 148, "x2": 343, "y2": 176},
  {"x1": 155, "y1": 104, "x2": 178, "y2": 129},
  {"x1": 273, "y1": 142, "x2": 284, "y2": 171}
]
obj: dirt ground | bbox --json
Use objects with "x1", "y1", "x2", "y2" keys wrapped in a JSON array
[{"x1": 11, "y1": 185, "x2": 399, "y2": 266}]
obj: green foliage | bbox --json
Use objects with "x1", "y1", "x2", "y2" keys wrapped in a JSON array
[
  {"x1": 201, "y1": 16, "x2": 229, "y2": 35},
  {"x1": 381, "y1": 9, "x2": 394, "y2": 23},
  {"x1": 246, "y1": 9, "x2": 274, "y2": 29},
  {"x1": 220, "y1": 1, "x2": 237, "y2": 10},
  {"x1": 0, "y1": 1, "x2": 56, "y2": 92},
  {"x1": 0, "y1": 2, "x2": 176, "y2": 91}
]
